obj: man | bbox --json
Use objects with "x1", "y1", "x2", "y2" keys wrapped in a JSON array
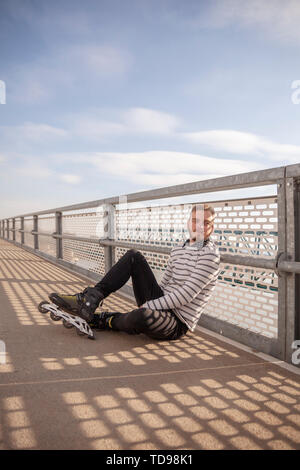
[{"x1": 49, "y1": 204, "x2": 220, "y2": 341}]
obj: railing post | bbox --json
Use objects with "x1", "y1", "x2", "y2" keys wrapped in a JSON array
[
  {"x1": 6, "y1": 219, "x2": 9, "y2": 240},
  {"x1": 284, "y1": 176, "x2": 297, "y2": 364},
  {"x1": 12, "y1": 218, "x2": 15, "y2": 242},
  {"x1": 55, "y1": 211, "x2": 63, "y2": 259},
  {"x1": 103, "y1": 204, "x2": 115, "y2": 273},
  {"x1": 33, "y1": 215, "x2": 38, "y2": 250},
  {"x1": 297, "y1": 180, "x2": 300, "y2": 319},
  {"x1": 20, "y1": 217, "x2": 24, "y2": 245},
  {"x1": 277, "y1": 178, "x2": 287, "y2": 361},
  {"x1": 294, "y1": 177, "x2": 300, "y2": 360}
]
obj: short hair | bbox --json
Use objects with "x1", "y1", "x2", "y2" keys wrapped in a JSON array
[{"x1": 191, "y1": 204, "x2": 215, "y2": 217}]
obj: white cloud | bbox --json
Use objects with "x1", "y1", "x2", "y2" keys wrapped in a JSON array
[
  {"x1": 183, "y1": 129, "x2": 300, "y2": 164},
  {"x1": 211, "y1": 0, "x2": 300, "y2": 44},
  {"x1": 123, "y1": 108, "x2": 180, "y2": 135},
  {"x1": 18, "y1": 122, "x2": 67, "y2": 141},
  {"x1": 53, "y1": 150, "x2": 266, "y2": 187},
  {"x1": 67, "y1": 115, "x2": 127, "y2": 140},
  {"x1": 59, "y1": 174, "x2": 81, "y2": 184},
  {"x1": 67, "y1": 44, "x2": 132, "y2": 78},
  {"x1": 3, "y1": 155, "x2": 81, "y2": 184},
  {"x1": 10, "y1": 62, "x2": 66, "y2": 104},
  {"x1": 16, "y1": 165, "x2": 53, "y2": 179},
  {"x1": 64, "y1": 107, "x2": 180, "y2": 140},
  {"x1": 0, "y1": 122, "x2": 67, "y2": 144},
  {"x1": 14, "y1": 76, "x2": 51, "y2": 104},
  {"x1": 160, "y1": 0, "x2": 300, "y2": 44},
  {"x1": 0, "y1": 107, "x2": 179, "y2": 152},
  {"x1": 184, "y1": 130, "x2": 261, "y2": 155},
  {"x1": 0, "y1": 197, "x2": 51, "y2": 219}
]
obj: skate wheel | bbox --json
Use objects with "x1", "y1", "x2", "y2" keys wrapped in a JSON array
[
  {"x1": 38, "y1": 301, "x2": 49, "y2": 314},
  {"x1": 63, "y1": 319, "x2": 74, "y2": 329},
  {"x1": 76, "y1": 328, "x2": 85, "y2": 336},
  {"x1": 50, "y1": 311, "x2": 61, "y2": 322}
]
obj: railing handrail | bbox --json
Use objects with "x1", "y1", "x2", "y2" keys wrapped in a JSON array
[{"x1": 2, "y1": 194, "x2": 279, "y2": 222}]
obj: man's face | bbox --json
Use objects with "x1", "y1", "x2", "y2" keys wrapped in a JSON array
[{"x1": 187, "y1": 208, "x2": 215, "y2": 242}]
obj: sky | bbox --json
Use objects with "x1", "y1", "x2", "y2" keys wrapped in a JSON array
[{"x1": 1, "y1": 0, "x2": 300, "y2": 219}]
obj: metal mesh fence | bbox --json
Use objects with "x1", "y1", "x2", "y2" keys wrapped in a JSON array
[
  {"x1": 115, "y1": 197, "x2": 278, "y2": 338},
  {"x1": 15, "y1": 219, "x2": 21, "y2": 243},
  {"x1": 5, "y1": 196, "x2": 279, "y2": 338},
  {"x1": 24, "y1": 218, "x2": 34, "y2": 248},
  {"x1": 62, "y1": 239, "x2": 106, "y2": 275},
  {"x1": 62, "y1": 207, "x2": 105, "y2": 239}
]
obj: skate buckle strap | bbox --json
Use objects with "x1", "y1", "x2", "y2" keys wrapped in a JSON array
[{"x1": 108, "y1": 315, "x2": 114, "y2": 329}]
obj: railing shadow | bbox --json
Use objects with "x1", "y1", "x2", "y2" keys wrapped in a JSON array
[{"x1": 0, "y1": 240, "x2": 300, "y2": 450}]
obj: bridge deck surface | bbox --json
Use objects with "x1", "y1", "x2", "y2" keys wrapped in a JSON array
[{"x1": 0, "y1": 239, "x2": 299, "y2": 450}]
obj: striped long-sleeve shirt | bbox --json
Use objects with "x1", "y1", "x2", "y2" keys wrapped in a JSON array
[{"x1": 142, "y1": 238, "x2": 220, "y2": 332}]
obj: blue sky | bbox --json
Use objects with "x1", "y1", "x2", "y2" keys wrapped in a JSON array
[{"x1": 1, "y1": 0, "x2": 300, "y2": 219}]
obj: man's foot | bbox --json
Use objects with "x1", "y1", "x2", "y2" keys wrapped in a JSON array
[
  {"x1": 91, "y1": 311, "x2": 117, "y2": 330},
  {"x1": 49, "y1": 287, "x2": 104, "y2": 323}
]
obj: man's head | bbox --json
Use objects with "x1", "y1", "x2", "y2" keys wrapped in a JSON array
[{"x1": 187, "y1": 204, "x2": 215, "y2": 242}]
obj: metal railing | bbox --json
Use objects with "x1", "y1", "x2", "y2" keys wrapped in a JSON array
[{"x1": 1, "y1": 164, "x2": 300, "y2": 364}]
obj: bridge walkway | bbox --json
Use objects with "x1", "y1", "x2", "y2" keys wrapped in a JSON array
[{"x1": 0, "y1": 239, "x2": 299, "y2": 450}]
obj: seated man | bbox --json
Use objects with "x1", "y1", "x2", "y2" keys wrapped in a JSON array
[{"x1": 49, "y1": 204, "x2": 220, "y2": 341}]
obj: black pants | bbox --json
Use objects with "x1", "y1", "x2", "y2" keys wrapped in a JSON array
[{"x1": 94, "y1": 249, "x2": 188, "y2": 341}]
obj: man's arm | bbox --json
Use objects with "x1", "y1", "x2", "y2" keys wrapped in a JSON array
[
  {"x1": 143, "y1": 252, "x2": 220, "y2": 311},
  {"x1": 159, "y1": 256, "x2": 173, "y2": 290}
]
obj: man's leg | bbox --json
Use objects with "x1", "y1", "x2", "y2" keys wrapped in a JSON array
[
  {"x1": 95, "y1": 249, "x2": 164, "y2": 306},
  {"x1": 105, "y1": 306, "x2": 188, "y2": 341},
  {"x1": 50, "y1": 249, "x2": 188, "y2": 340},
  {"x1": 95, "y1": 249, "x2": 188, "y2": 340},
  {"x1": 49, "y1": 249, "x2": 162, "y2": 321}
]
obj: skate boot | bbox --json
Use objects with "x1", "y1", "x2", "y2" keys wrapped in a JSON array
[{"x1": 49, "y1": 287, "x2": 104, "y2": 323}]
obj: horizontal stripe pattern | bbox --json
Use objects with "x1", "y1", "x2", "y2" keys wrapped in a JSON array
[{"x1": 143, "y1": 238, "x2": 220, "y2": 332}]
